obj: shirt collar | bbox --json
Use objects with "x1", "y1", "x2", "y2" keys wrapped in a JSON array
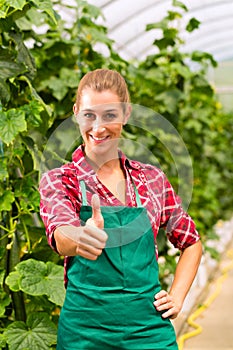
[
  {"x1": 72, "y1": 145, "x2": 140, "y2": 182},
  {"x1": 117, "y1": 149, "x2": 141, "y2": 171},
  {"x1": 72, "y1": 145, "x2": 95, "y2": 181}
]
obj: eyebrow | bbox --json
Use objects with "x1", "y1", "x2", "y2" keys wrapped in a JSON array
[{"x1": 81, "y1": 108, "x2": 119, "y2": 112}]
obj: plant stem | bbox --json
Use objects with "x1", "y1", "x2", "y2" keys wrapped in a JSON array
[{"x1": 8, "y1": 232, "x2": 26, "y2": 322}]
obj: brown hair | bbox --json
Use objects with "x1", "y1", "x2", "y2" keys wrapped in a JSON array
[{"x1": 75, "y1": 69, "x2": 130, "y2": 110}]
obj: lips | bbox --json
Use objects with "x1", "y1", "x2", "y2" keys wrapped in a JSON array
[{"x1": 90, "y1": 135, "x2": 110, "y2": 143}]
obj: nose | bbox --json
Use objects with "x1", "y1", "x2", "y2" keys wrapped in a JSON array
[{"x1": 92, "y1": 116, "x2": 106, "y2": 132}]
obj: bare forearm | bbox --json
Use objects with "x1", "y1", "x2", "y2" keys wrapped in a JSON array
[
  {"x1": 54, "y1": 223, "x2": 108, "y2": 260},
  {"x1": 154, "y1": 239, "x2": 202, "y2": 318},
  {"x1": 54, "y1": 226, "x2": 79, "y2": 256},
  {"x1": 169, "y1": 240, "x2": 203, "y2": 308}
]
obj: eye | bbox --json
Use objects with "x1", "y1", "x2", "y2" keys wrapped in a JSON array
[
  {"x1": 82, "y1": 112, "x2": 96, "y2": 121},
  {"x1": 103, "y1": 113, "x2": 118, "y2": 121},
  {"x1": 78, "y1": 111, "x2": 96, "y2": 122}
]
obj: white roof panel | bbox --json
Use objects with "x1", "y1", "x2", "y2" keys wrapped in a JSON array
[{"x1": 88, "y1": 0, "x2": 233, "y2": 62}]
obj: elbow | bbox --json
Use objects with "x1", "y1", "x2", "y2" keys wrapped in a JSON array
[{"x1": 182, "y1": 239, "x2": 203, "y2": 262}]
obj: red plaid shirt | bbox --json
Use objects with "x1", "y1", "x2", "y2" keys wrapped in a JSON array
[{"x1": 39, "y1": 145, "x2": 200, "y2": 286}]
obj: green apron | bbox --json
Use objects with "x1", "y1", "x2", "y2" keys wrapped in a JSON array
[{"x1": 57, "y1": 181, "x2": 178, "y2": 350}]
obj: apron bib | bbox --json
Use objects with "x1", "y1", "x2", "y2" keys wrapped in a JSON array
[{"x1": 57, "y1": 181, "x2": 178, "y2": 350}]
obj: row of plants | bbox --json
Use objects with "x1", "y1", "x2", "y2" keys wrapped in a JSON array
[{"x1": 0, "y1": 0, "x2": 232, "y2": 348}]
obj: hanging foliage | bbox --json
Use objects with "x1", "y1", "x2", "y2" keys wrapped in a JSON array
[{"x1": 0, "y1": 0, "x2": 232, "y2": 348}]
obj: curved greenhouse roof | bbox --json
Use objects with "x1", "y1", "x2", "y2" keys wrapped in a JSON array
[{"x1": 88, "y1": 0, "x2": 233, "y2": 63}]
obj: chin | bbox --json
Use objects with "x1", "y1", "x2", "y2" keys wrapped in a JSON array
[{"x1": 86, "y1": 140, "x2": 119, "y2": 157}]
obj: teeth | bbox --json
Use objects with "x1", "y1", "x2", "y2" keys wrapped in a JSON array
[{"x1": 91, "y1": 136, "x2": 107, "y2": 141}]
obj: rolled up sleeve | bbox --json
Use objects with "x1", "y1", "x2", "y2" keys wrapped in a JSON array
[
  {"x1": 39, "y1": 168, "x2": 81, "y2": 252},
  {"x1": 160, "y1": 175, "x2": 200, "y2": 250}
]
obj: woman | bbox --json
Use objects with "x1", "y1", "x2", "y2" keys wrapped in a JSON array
[{"x1": 39, "y1": 69, "x2": 202, "y2": 350}]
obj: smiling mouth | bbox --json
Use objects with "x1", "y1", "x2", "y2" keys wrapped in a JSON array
[{"x1": 90, "y1": 135, "x2": 110, "y2": 142}]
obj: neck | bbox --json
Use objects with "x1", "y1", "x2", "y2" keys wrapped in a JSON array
[{"x1": 85, "y1": 149, "x2": 121, "y2": 173}]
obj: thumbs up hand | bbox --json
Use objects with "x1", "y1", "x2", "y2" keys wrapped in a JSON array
[
  {"x1": 76, "y1": 194, "x2": 107, "y2": 259},
  {"x1": 86, "y1": 194, "x2": 104, "y2": 229},
  {"x1": 54, "y1": 194, "x2": 107, "y2": 260}
]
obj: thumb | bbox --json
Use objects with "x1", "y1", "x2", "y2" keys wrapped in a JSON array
[{"x1": 90, "y1": 194, "x2": 104, "y2": 229}]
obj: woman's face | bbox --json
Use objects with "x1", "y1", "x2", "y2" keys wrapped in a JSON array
[{"x1": 74, "y1": 88, "x2": 130, "y2": 158}]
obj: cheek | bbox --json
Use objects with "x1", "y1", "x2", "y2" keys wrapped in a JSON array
[
  {"x1": 115, "y1": 124, "x2": 123, "y2": 134},
  {"x1": 76, "y1": 118, "x2": 89, "y2": 134},
  {"x1": 78, "y1": 124, "x2": 89, "y2": 140}
]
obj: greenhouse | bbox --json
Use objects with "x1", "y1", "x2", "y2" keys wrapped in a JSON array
[
  {"x1": 0, "y1": 0, "x2": 233, "y2": 349},
  {"x1": 87, "y1": 0, "x2": 233, "y2": 111}
]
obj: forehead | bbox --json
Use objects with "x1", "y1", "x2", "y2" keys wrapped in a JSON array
[{"x1": 80, "y1": 89, "x2": 121, "y2": 109}]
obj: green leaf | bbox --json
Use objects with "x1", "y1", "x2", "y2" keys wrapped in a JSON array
[
  {"x1": 60, "y1": 67, "x2": 80, "y2": 88},
  {"x1": 0, "y1": 190, "x2": 15, "y2": 211},
  {"x1": 44, "y1": 76, "x2": 68, "y2": 101},
  {"x1": 0, "y1": 248, "x2": 6, "y2": 262},
  {"x1": 0, "y1": 78, "x2": 10, "y2": 104},
  {"x1": 0, "y1": 333, "x2": 6, "y2": 349},
  {"x1": 44, "y1": 262, "x2": 66, "y2": 306},
  {"x1": 0, "y1": 271, "x2": 11, "y2": 318},
  {"x1": 0, "y1": 269, "x2": 5, "y2": 287},
  {"x1": 19, "y1": 76, "x2": 53, "y2": 117},
  {"x1": 156, "y1": 89, "x2": 183, "y2": 114},
  {"x1": 0, "y1": 50, "x2": 26, "y2": 80},
  {"x1": 31, "y1": 0, "x2": 58, "y2": 24},
  {"x1": 0, "y1": 158, "x2": 8, "y2": 181},
  {"x1": 0, "y1": 290, "x2": 11, "y2": 317},
  {"x1": 5, "y1": 271, "x2": 21, "y2": 292},
  {"x1": 4, "y1": 0, "x2": 27, "y2": 11},
  {"x1": 83, "y1": 26, "x2": 113, "y2": 46},
  {"x1": 19, "y1": 194, "x2": 39, "y2": 213},
  {"x1": 174, "y1": 62, "x2": 192, "y2": 78},
  {"x1": 0, "y1": 4, "x2": 30, "y2": 28},
  {"x1": 153, "y1": 37, "x2": 176, "y2": 50},
  {"x1": 14, "y1": 175, "x2": 35, "y2": 199},
  {"x1": 172, "y1": 0, "x2": 188, "y2": 12},
  {"x1": 21, "y1": 100, "x2": 43, "y2": 128},
  {"x1": 11, "y1": 259, "x2": 65, "y2": 306},
  {"x1": 186, "y1": 17, "x2": 201, "y2": 32},
  {"x1": 4, "y1": 312, "x2": 57, "y2": 350},
  {"x1": 22, "y1": 137, "x2": 43, "y2": 173},
  {"x1": 191, "y1": 50, "x2": 217, "y2": 67},
  {"x1": 167, "y1": 10, "x2": 182, "y2": 21},
  {"x1": 164, "y1": 27, "x2": 179, "y2": 40},
  {"x1": 9, "y1": 31, "x2": 36, "y2": 80},
  {"x1": 0, "y1": 10, "x2": 6, "y2": 19},
  {"x1": 82, "y1": 2, "x2": 102, "y2": 19},
  {"x1": 146, "y1": 21, "x2": 165, "y2": 31},
  {"x1": 0, "y1": 109, "x2": 27, "y2": 145}
]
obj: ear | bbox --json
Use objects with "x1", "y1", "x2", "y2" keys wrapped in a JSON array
[
  {"x1": 73, "y1": 103, "x2": 78, "y2": 115},
  {"x1": 123, "y1": 104, "x2": 132, "y2": 125}
]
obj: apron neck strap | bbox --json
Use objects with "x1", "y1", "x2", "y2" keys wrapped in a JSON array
[
  {"x1": 133, "y1": 182, "x2": 142, "y2": 207},
  {"x1": 80, "y1": 179, "x2": 142, "y2": 207},
  {"x1": 80, "y1": 180, "x2": 88, "y2": 206}
]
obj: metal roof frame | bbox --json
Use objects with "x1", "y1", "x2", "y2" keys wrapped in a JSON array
[{"x1": 88, "y1": 0, "x2": 233, "y2": 62}]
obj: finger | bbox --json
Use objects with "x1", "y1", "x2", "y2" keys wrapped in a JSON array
[
  {"x1": 90, "y1": 194, "x2": 104, "y2": 228},
  {"x1": 84, "y1": 225, "x2": 108, "y2": 243},
  {"x1": 76, "y1": 245, "x2": 103, "y2": 260},
  {"x1": 160, "y1": 308, "x2": 175, "y2": 319},
  {"x1": 58, "y1": 225, "x2": 82, "y2": 243},
  {"x1": 154, "y1": 289, "x2": 168, "y2": 300},
  {"x1": 92, "y1": 193, "x2": 100, "y2": 211},
  {"x1": 159, "y1": 303, "x2": 179, "y2": 319},
  {"x1": 91, "y1": 194, "x2": 101, "y2": 220},
  {"x1": 153, "y1": 299, "x2": 173, "y2": 310},
  {"x1": 154, "y1": 291, "x2": 172, "y2": 310},
  {"x1": 80, "y1": 228, "x2": 107, "y2": 249}
]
